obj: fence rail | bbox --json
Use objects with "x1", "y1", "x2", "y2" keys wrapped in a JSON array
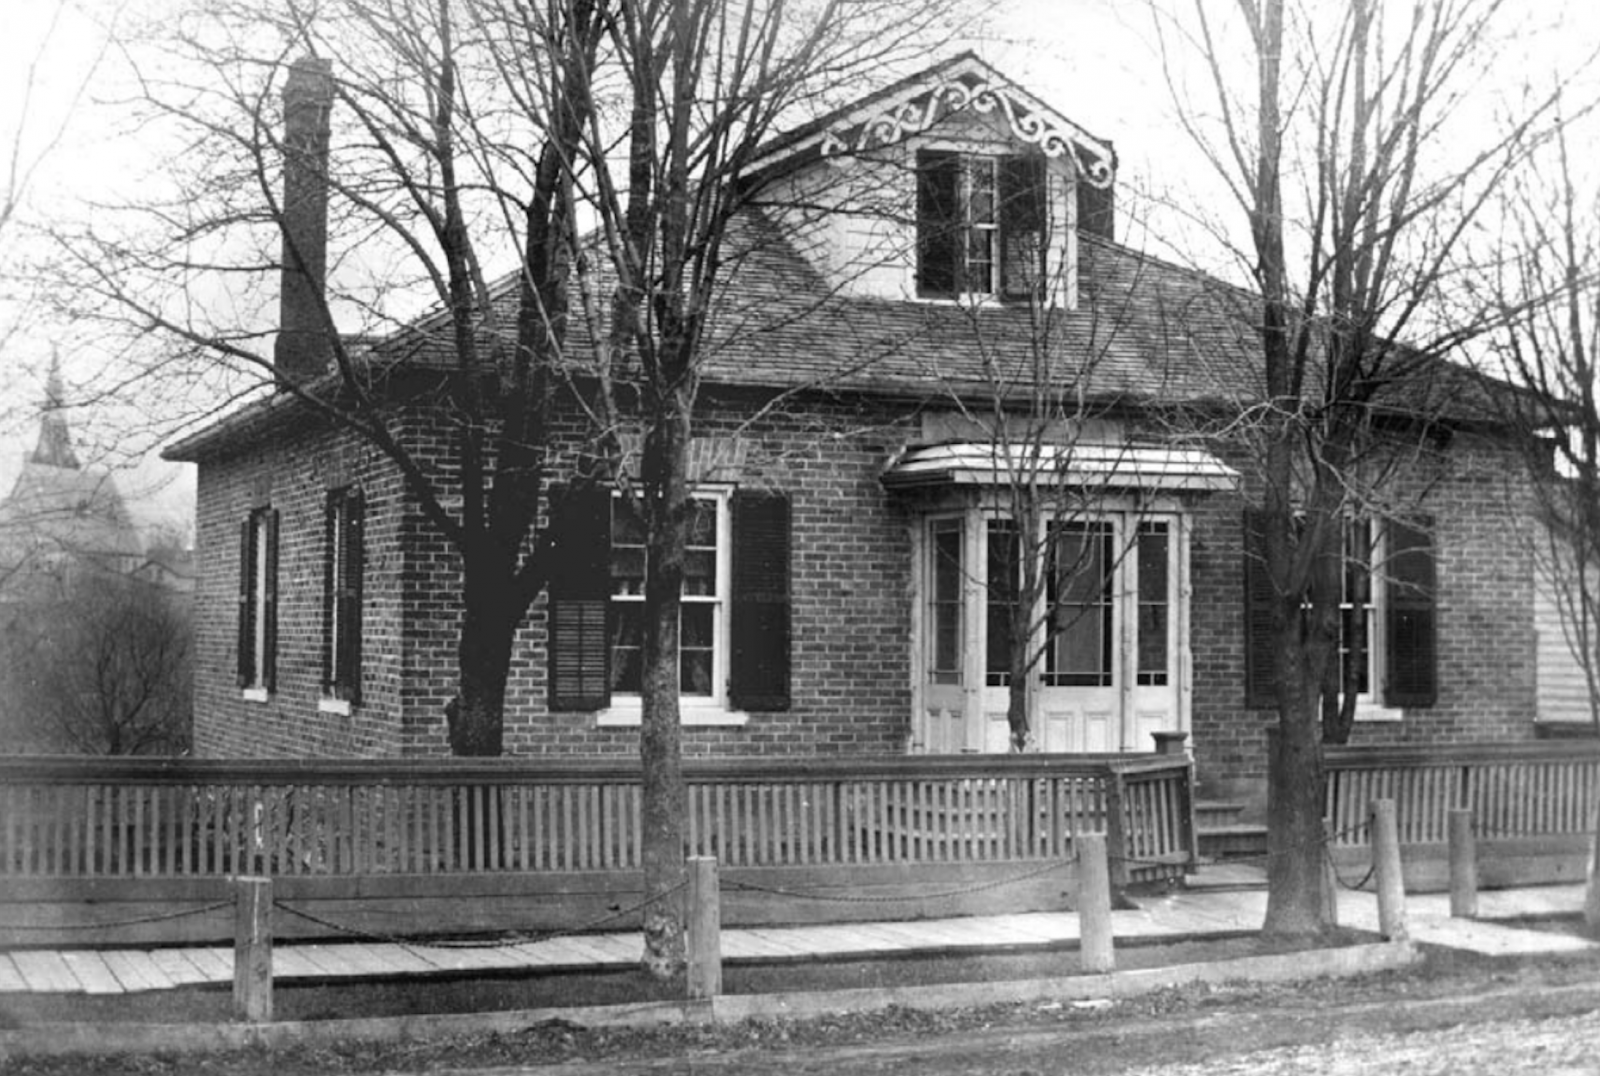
[
  {"x1": 0, "y1": 753, "x2": 1195, "y2": 884},
  {"x1": 1325, "y1": 741, "x2": 1600, "y2": 847}
]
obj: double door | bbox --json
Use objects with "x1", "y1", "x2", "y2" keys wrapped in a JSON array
[{"x1": 917, "y1": 507, "x2": 1188, "y2": 753}]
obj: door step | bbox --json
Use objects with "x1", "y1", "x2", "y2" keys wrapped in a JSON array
[{"x1": 1196, "y1": 801, "x2": 1268, "y2": 861}]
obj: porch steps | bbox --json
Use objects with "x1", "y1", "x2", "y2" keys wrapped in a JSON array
[{"x1": 1195, "y1": 801, "x2": 1267, "y2": 861}]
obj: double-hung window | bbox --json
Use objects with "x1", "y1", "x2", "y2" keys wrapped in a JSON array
[
  {"x1": 916, "y1": 150, "x2": 1049, "y2": 301},
  {"x1": 1244, "y1": 511, "x2": 1437, "y2": 713},
  {"x1": 608, "y1": 494, "x2": 724, "y2": 699},
  {"x1": 322, "y1": 487, "x2": 365, "y2": 705},
  {"x1": 237, "y1": 506, "x2": 279, "y2": 697},
  {"x1": 546, "y1": 484, "x2": 791, "y2": 719}
]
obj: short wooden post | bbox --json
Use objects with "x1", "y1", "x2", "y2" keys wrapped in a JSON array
[
  {"x1": 1321, "y1": 817, "x2": 1339, "y2": 928},
  {"x1": 1587, "y1": 797, "x2": 1600, "y2": 932},
  {"x1": 1448, "y1": 809, "x2": 1477, "y2": 919},
  {"x1": 686, "y1": 856, "x2": 722, "y2": 1000},
  {"x1": 1077, "y1": 833, "x2": 1115, "y2": 974},
  {"x1": 232, "y1": 875, "x2": 273, "y2": 1023},
  {"x1": 1369, "y1": 799, "x2": 1407, "y2": 942}
]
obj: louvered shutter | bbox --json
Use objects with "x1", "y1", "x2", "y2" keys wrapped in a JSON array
[
  {"x1": 1384, "y1": 517, "x2": 1437, "y2": 708},
  {"x1": 321, "y1": 495, "x2": 337, "y2": 694},
  {"x1": 1243, "y1": 509, "x2": 1279, "y2": 709},
  {"x1": 342, "y1": 491, "x2": 365, "y2": 703},
  {"x1": 262, "y1": 509, "x2": 280, "y2": 693},
  {"x1": 547, "y1": 485, "x2": 611, "y2": 711},
  {"x1": 999, "y1": 154, "x2": 1047, "y2": 300},
  {"x1": 237, "y1": 518, "x2": 256, "y2": 687},
  {"x1": 916, "y1": 150, "x2": 960, "y2": 299},
  {"x1": 729, "y1": 490, "x2": 791, "y2": 711}
]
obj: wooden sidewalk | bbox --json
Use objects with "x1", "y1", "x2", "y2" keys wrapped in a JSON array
[{"x1": 0, "y1": 867, "x2": 1587, "y2": 996}]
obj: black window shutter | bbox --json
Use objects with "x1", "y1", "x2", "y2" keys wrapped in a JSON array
[
  {"x1": 730, "y1": 490, "x2": 791, "y2": 712},
  {"x1": 321, "y1": 495, "x2": 337, "y2": 694},
  {"x1": 1243, "y1": 508, "x2": 1279, "y2": 709},
  {"x1": 916, "y1": 150, "x2": 960, "y2": 299},
  {"x1": 1076, "y1": 174, "x2": 1115, "y2": 240},
  {"x1": 237, "y1": 518, "x2": 255, "y2": 688},
  {"x1": 999, "y1": 154, "x2": 1047, "y2": 299},
  {"x1": 262, "y1": 509, "x2": 280, "y2": 693},
  {"x1": 1384, "y1": 516, "x2": 1437, "y2": 708},
  {"x1": 343, "y1": 491, "x2": 365, "y2": 704},
  {"x1": 547, "y1": 485, "x2": 611, "y2": 711}
]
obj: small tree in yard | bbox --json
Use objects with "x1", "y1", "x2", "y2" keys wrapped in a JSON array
[
  {"x1": 1156, "y1": 0, "x2": 1580, "y2": 935},
  {"x1": 926, "y1": 238, "x2": 1155, "y2": 753}
]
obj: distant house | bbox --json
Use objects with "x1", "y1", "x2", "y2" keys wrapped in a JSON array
[{"x1": 165, "y1": 54, "x2": 1544, "y2": 802}]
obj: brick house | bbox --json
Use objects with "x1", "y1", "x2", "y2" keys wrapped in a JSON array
[{"x1": 163, "y1": 53, "x2": 1544, "y2": 801}]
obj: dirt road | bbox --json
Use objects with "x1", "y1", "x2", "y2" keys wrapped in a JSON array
[{"x1": 401, "y1": 976, "x2": 1600, "y2": 1076}]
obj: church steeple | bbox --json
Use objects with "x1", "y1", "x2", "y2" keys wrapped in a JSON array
[{"x1": 30, "y1": 356, "x2": 81, "y2": 470}]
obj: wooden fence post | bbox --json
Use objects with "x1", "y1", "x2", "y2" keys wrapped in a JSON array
[
  {"x1": 1077, "y1": 833, "x2": 1115, "y2": 974},
  {"x1": 686, "y1": 856, "x2": 721, "y2": 1000},
  {"x1": 1322, "y1": 817, "x2": 1339, "y2": 928},
  {"x1": 1448, "y1": 809, "x2": 1477, "y2": 919},
  {"x1": 1369, "y1": 799, "x2": 1407, "y2": 941},
  {"x1": 1103, "y1": 771, "x2": 1130, "y2": 889},
  {"x1": 232, "y1": 875, "x2": 273, "y2": 1023}
]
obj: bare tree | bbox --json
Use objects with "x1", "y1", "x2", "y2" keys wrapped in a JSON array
[
  {"x1": 1478, "y1": 118, "x2": 1600, "y2": 926},
  {"x1": 915, "y1": 233, "x2": 1166, "y2": 753},
  {"x1": 1, "y1": 572, "x2": 192, "y2": 755},
  {"x1": 52, "y1": 1, "x2": 619, "y2": 758},
  {"x1": 567, "y1": 0, "x2": 992, "y2": 980},
  {"x1": 1157, "y1": 0, "x2": 1578, "y2": 935},
  {"x1": 51, "y1": 0, "x2": 984, "y2": 979}
]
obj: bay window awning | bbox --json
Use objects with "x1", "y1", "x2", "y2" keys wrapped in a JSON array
[{"x1": 881, "y1": 442, "x2": 1239, "y2": 493}]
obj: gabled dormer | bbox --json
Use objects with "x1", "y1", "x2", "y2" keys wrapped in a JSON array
[{"x1": 748, "y1": 53, "x2": 1116, "y2": 310}]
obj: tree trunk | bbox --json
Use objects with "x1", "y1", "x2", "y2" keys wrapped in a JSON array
[
  {"x1": 1263, "y1": 662, "x2": 1333, "y2": 936},
  {"x1": 638, "y1": 398, "x2": 690, "y2": 984},
  {"x1": 448, "y1": 587, "x2": 513, "y2": 758},
  {"x1": 1006, "y1": 673, "x2": 1029, "y2": 752}
]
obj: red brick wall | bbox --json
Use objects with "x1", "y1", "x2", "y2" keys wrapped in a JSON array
[
  {"x1": 1187, "y1": 433, "x2": 1538, "y2": 791},
  {"x1": 389, "y1": 395, "x2": 920, "y2": 758},
  {"x1": 191, "y1": 395, "x2": 1538, "y2": 781},
  {"x1": 190, "y1": 415, "x2": 408, "y2": 758}
]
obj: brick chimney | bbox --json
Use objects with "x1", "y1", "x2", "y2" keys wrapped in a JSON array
[{"x1": 275, "y1": 56, "x2": 335, "y2": 385}]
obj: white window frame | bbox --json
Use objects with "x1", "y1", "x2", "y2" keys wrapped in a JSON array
[
  {"x1": 241, "y1": 507, "x2": 273, "y2": 702},
  {"x1": 1348, "y1": 521, "x2": 1403, "y2": 723},
  {"x1": 597, "y1": 486, "x2": 747, "y2": 727},
  {"x1": 914, "y1": 147, "x2": 1007, "y2": 307},
  {"x1": 961, "y1": 154, "x2": 1000, "y2": 300}
]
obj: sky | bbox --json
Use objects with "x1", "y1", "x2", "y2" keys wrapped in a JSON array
[{"x1": 0, "y1": 0, "x2": 1595, "y2": 542}]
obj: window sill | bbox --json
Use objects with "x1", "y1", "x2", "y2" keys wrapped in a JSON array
[
  {"x1": 596, "y1": 701, "x2": 750, "y2": 727},
  {"x1": 914, "y1": 292, "x2": 1005, "y2": 308},
  {"x1": 241, "y1": 687, "x2": 270, "y2": 704},
  {"x1": 1353, "y1": 702, "x2": 1404, "y2": 723},
  {"x1": 318, "y1": 697, "x2": 353, "y2": 716}
]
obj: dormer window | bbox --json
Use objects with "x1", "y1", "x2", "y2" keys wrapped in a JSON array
[{"x1": 916, "y1": 150, "x2": 1048, "y2": 301}]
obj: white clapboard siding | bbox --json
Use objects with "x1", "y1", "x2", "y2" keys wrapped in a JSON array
[{"x1": 1536, "y1": 570, "x2": 1598, "y2": 725}]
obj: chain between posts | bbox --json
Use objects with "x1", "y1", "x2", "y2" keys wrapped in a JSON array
[
  {"x1": 273, "y1": 878, "x2": 688, "y2": 951},
  {"x1": 0, "y1": 901, "x2": 234, "y2": 931},
  {"x1": 723, "y1": 853, "x2": 1083, "y2": 904}
]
